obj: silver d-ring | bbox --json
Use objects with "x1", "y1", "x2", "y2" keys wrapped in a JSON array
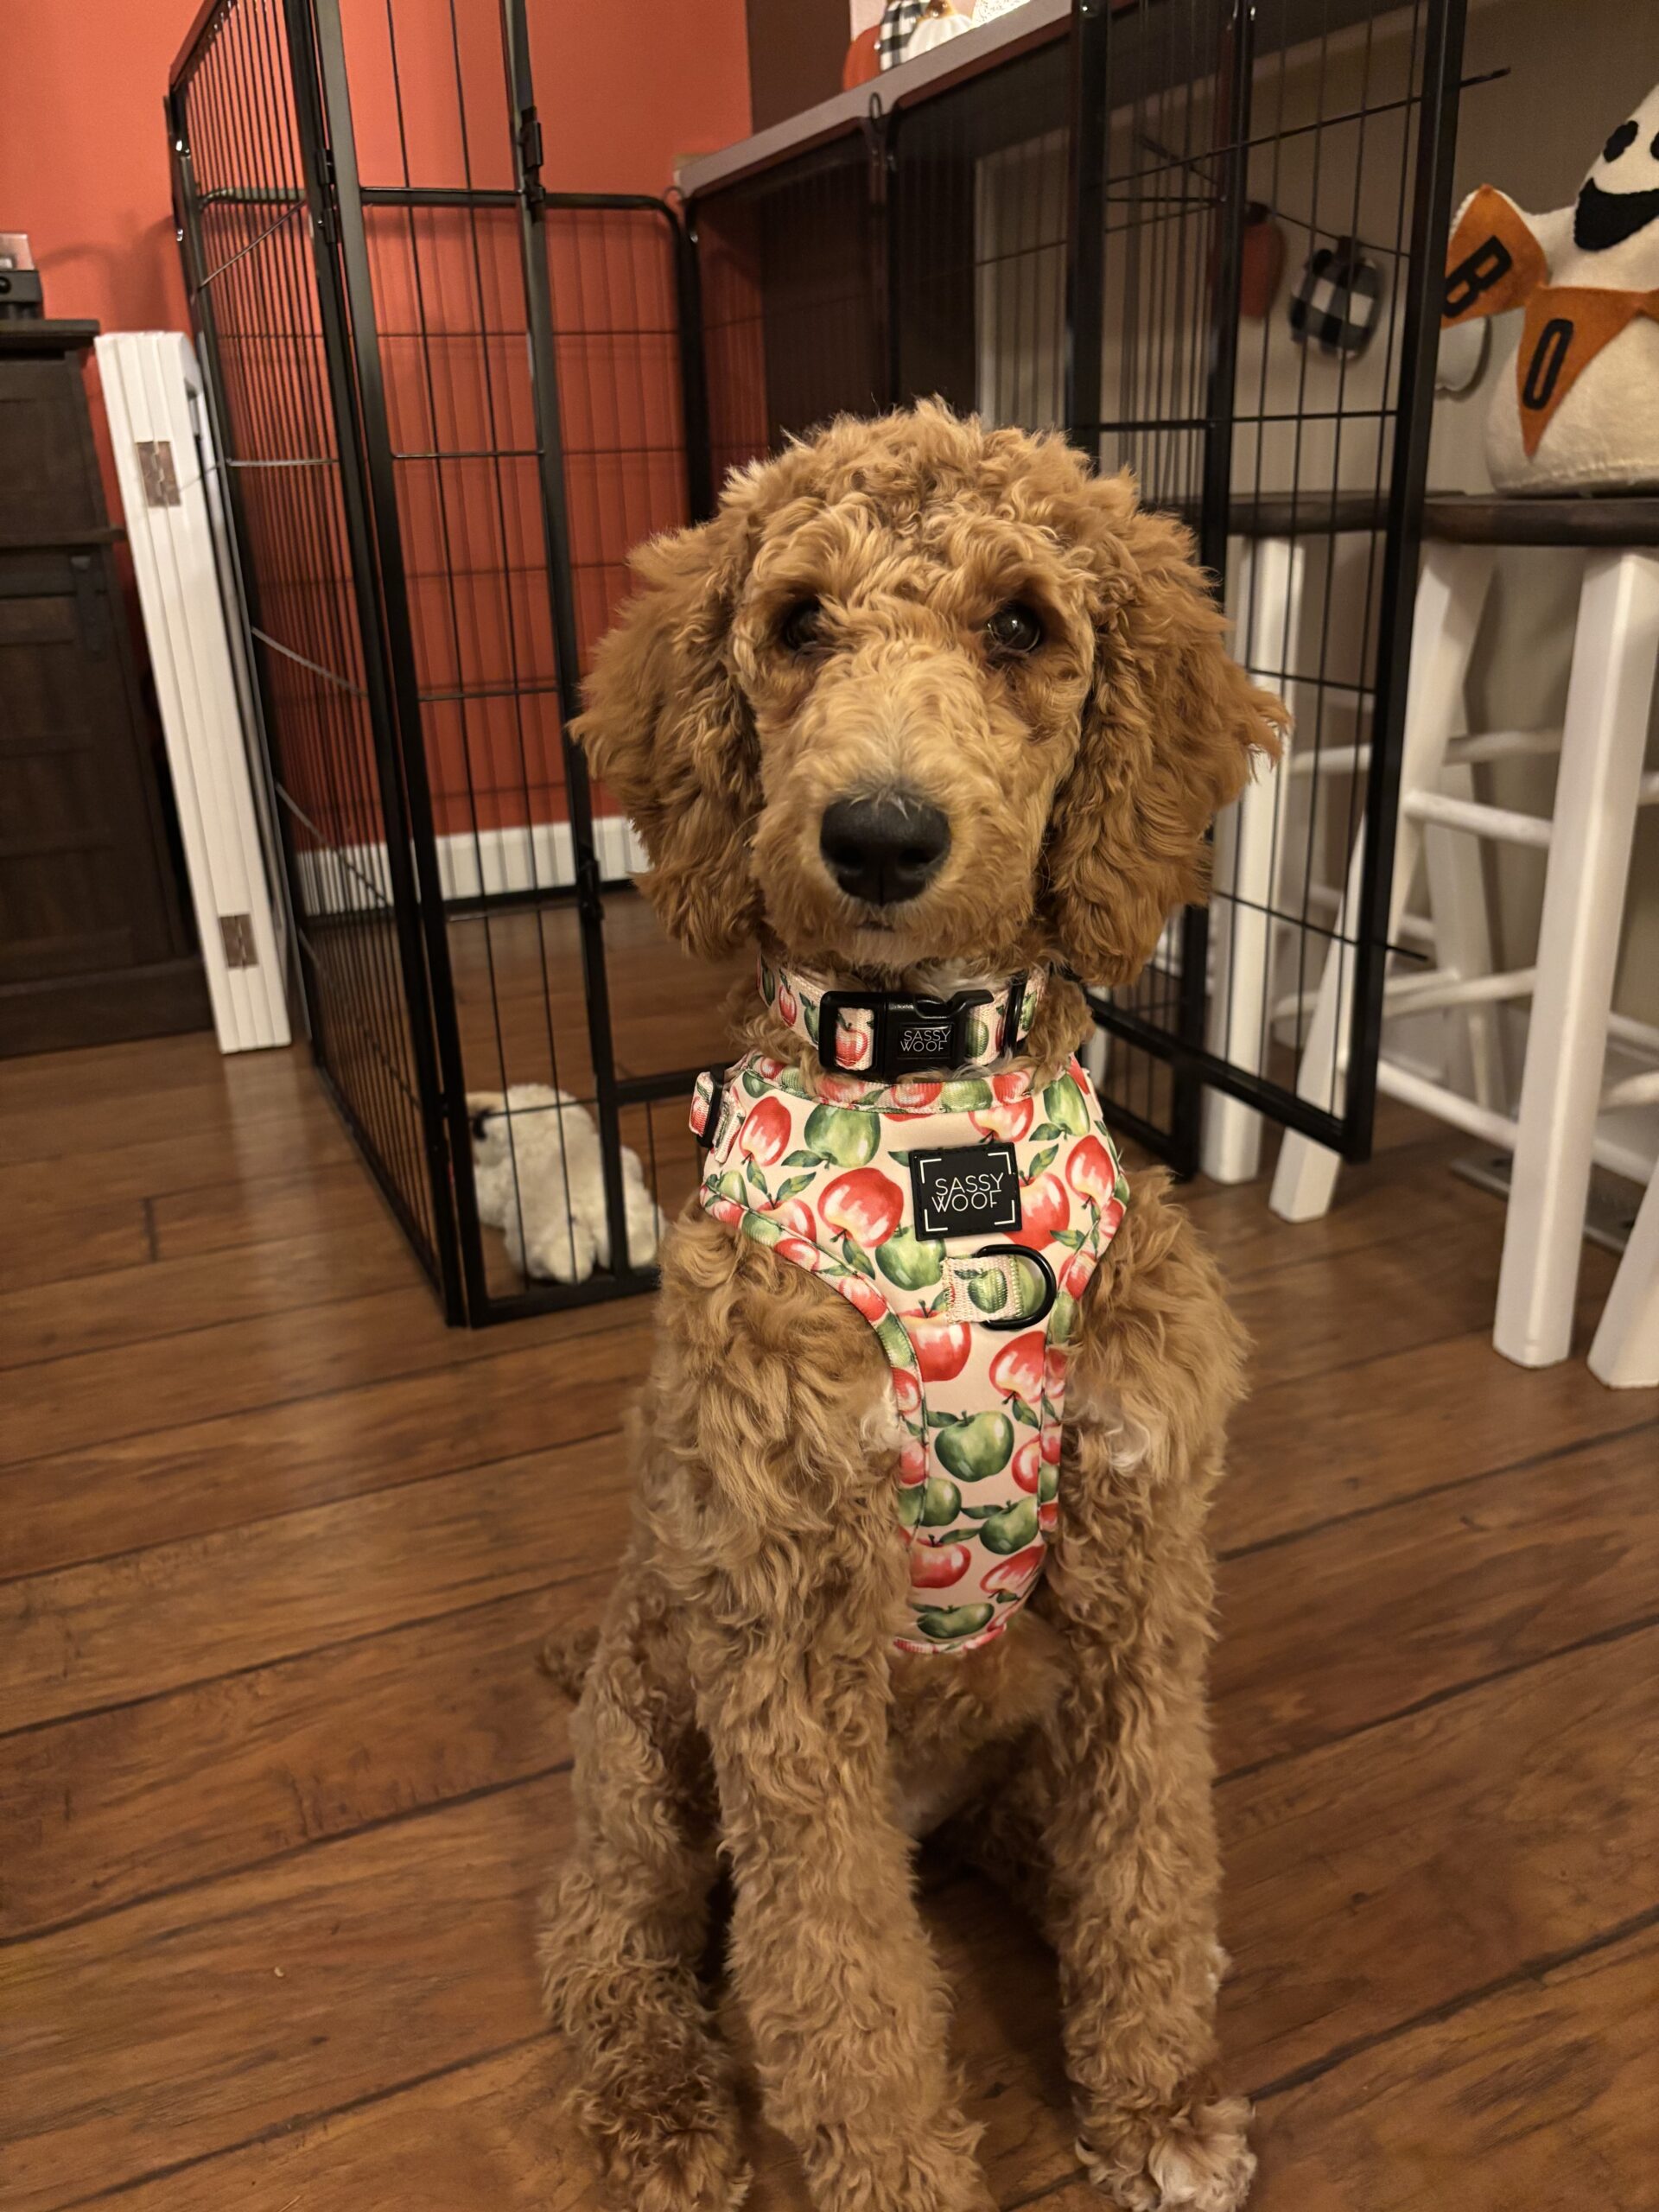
[{"x1": 971, "y1": 1243, "x2": 1057, "y2": 1331}]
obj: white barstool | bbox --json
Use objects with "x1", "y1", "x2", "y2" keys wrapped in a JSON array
[
  {"x1": 1268, "y1": 498, "x2": 1659, "y2": 1375},
  {"x1": 1592, "y1": 1170, "x2": 1659, "y2": 1388},
  {"x1": 1201, "y1": 512, "x2": 1502, "y2": 1184}
]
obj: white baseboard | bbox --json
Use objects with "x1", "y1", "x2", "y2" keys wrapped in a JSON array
[
  {"x1": 296, "y1": 815, "x2": 648, "y2": 918},
  {"x1": 435, "y1": 814, "x2": 649, "y2": 901}
]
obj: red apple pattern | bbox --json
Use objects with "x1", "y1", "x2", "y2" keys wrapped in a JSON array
[{"x1": 695, "y1": 1048, "x2": 1128, "y2": 1655}]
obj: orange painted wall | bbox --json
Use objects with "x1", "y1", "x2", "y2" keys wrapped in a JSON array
[
  {"x1": 0, "y1": 0, "x2": 748, "y2": 350},
  {"x1": 0, "y1": 0, "x2": 749, "y2": 849}
]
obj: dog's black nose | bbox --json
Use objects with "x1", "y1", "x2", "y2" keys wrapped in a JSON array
[{"x1": 820, "y1": 792, "x2": 951, "y2": 906}]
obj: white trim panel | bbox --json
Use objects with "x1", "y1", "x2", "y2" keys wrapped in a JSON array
[{"x1": 97, "y1": 332, "x2": 291, "y2": 1053}]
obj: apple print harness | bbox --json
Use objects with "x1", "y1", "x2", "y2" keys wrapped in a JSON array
[{"x1": 690, "y1": 965, "x2": 1128, "y2": 1658}]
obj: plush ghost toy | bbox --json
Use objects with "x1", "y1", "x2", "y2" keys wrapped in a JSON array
[{"x1": 1442, "y1": 83, "x2": 1659, "y2": 492}]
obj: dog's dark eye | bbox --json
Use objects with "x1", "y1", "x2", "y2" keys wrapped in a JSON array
[
  {"x1": 779, "y1": 598, "x2": 825, "y2": 654},
  {"x1": 985, "y1": 601, "x2": 1044, "y2": 657},
  {"x1": 1605, "y1": 119, "x2": 1638, "y2": 162}
]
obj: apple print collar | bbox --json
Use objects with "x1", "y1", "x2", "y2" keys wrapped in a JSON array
[
  {"x1": 690, "y1": 1046, "x2": 1128, "y2": 1656},
  {"x1": 757, "y1": 958, "x2": 1046, "y2": 1081}
]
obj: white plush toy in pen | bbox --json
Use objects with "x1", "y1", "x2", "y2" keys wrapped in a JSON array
[
  {"x1": 1443, "y1": 80, "x2": 1659, "y2": 493},
  {"x1": 468, "y1": 1084, "x2": 665, "y2": 1284}
]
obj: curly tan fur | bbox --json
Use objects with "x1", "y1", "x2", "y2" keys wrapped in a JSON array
[{"x1": 540, "y1": 405, "x2": 1282, "y2": 2212}]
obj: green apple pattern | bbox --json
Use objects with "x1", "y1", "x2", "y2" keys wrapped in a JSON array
[{"x1": 696, "y1": 1044, "x2": 1129, "y2": 1656}]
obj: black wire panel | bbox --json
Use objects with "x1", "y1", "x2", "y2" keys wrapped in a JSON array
[
  {"x1": 694, "y1": 133, "x2": 886, "y2": 478},
  {"x1": 693, "y1": 0, "x2": 1464, "y2": 1173},
  {"x1": 1075, "y1": 0, "x2": 1468, "y2": 1166},
  {"x1": 336, "y1": 0, "x2": 714, "y2": 1317},
  {"x1": 175, "y1": 0, "x2": 1466, "y2": 1325},
  {"x1": 891, "y1": 41, "x2": 1071, "y2": 425},
  {"x1": 172, "y1": 0, "x2": 454, "y2": 1293},
  {"x1": 175, "y1": 0, "x2": 726, "y2": 1322}
]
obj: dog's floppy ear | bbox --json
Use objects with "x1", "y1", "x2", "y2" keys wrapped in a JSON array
[
  {"x1": 1042, "y1": 473, "x2": 1286, "y2": 987},
  {"x1": 574, "y1": 507, "x2": 762, "y2": 958}
]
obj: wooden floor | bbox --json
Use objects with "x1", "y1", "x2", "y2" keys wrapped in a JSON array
[{"x1": 2, "y1": 1026, "x2": 1656, "y2": 2211}]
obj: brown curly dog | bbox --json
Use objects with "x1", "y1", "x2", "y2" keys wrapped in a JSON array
[{"x1": 538, "y1": 403, "x2": 1284, "y2": 2212}]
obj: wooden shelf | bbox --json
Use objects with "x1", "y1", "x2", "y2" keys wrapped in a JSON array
[
  {"x1": 0, "y1": 318, "x2": 101, "y2": 356},
  {"x1": 1154, "y1": 489, "x2": 1659, "y2": 549}
]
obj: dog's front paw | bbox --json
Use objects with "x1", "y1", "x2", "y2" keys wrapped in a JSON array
[
  {"x1": 1075, "y1": 2090, "x2": 1254, "y2": 2212},
  {"x1": 594, "y1": 2108, "x2": 751, "y2": 2212}
]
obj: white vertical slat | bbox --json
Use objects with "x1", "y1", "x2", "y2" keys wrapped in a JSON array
[
  {"x1": 96, "y1": 333, "x2": 290, "y2": 1052},
  {"x1": 137, "y1": 334, "x2": 258, "y2": 1051},
  {"x1": 148, "y1": 334, "x2": 289, "y2": 1045},
  {"x1": 184, "y1": 340, "x2": 292, "y2": 1011},
  {"x1": 99, "y1": 334, "x2": 245, "y2": 1049}
]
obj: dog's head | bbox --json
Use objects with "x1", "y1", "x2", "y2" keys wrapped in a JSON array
[{"x1": 575, "y1": 404, "x2": 1283, "y2": 987}]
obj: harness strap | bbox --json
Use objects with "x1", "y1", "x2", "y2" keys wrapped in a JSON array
[{"x1": 692, "y1": 1035, "x2": 1129, "y2": 1660}]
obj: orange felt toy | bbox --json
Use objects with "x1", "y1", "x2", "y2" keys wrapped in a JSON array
[{"x1": 1440, "y1": 88, "x2": 1659, "y2": 491}]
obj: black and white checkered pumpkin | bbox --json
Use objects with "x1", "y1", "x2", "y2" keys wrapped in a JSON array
[
  {"x1": 877, "y1": 0, "x2": 926, "y2": 68},
  {"x1": 1288, "y1": 237, "x2": 1382, "y2": 359}
]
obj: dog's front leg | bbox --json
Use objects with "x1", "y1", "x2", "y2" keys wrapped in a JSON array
[
  {"x1": 666, "y1": 1227, "x2": 994, "y2": 2212},
  {"x1": 1039, "y1": 1173, "x2": 1255, "y2": 2212},
  {"x1": 540, "y1": 1560, "x2": 746, "y2": 2210},
  {"x1": 691, "y1": 1603, "x2": 992, "y2": 2212}
]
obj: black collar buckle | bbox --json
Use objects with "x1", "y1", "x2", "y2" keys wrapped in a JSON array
[{"x1": 819, "y1": 986, "x2": 1001, "y2": 1081}]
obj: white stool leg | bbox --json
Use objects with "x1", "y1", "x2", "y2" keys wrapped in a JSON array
[
  {"x1": 1270, "y1": 541, "x2": 1496, "y2": 1221},
  {"x1": 1203, "y1": 537, "x2": 1303, "y2": 1183},
  {"x1": 1423, "y1": 756, "x2": 1506, "y2": 1110},
  {"x1": 1079, "y1": 1016, "x2": 1109, "y2": 1090},
  {"x1": 1495, "y1": 550, "x2": 1659, "y2": 1369},
  {"x1": 1590, "y1": 1169, "x2": 1659, "y2": 1389}
]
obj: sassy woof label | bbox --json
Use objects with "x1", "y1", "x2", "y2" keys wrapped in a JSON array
[
  {"x1": 909, "y1": 1142, "x2": 1021, "y2": 1239},
  {"x1": 893, "y1": 1016, "x2": 956, "y2": 1061}
]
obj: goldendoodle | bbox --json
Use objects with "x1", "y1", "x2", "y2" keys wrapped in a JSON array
[{"x1": 539, "y1": 403, "x2": 1284, "y2": 2212}]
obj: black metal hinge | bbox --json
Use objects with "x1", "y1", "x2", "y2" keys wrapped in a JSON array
[
  {"x1": 861, "y1": 98, "x2": 892, "y2": 210},
  {"x1": 572, "y1": 847, "x2": 605, "y2": 925},
  {"x1": 315, "y1": 148, "x2": 340, "y2": 248},
  {"x1": 518, "y1": 108, "x2": 545, "y2": 207}
]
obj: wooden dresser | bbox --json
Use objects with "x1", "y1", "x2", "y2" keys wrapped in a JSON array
[{"x1": 0, "y1": 319, "x2": 208, "y2": 1055}]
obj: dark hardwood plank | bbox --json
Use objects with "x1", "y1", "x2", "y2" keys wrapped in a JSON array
[
  {"x1": 0, "y1": 1042, "x2": 326, "y2": 1168},
  {"x1": 65, "y1": 2040, "x2": 610, "y2": 2212},
  {"x1": 1220, "y1": 1310, "x2": 1653, "y2": 1554},
  {"x1": 1, "y1": 1190, "x2": 152, "y2": 1294},
  {"x1": 0, "y1": 1584, "x2": 597, "y2": 1938},
  {"x1": 1249, "y1": 1922, "x2": 1659, "y2": 2210},
  {"x1": 1185, "y1": 1130, "x2": 1485, "y2": 1281},
  {"x1": 1223, "y1": 1208, "x2": 1614, "y2": 1389},
  {"x1": 0, "y1": 1103, "x2": 354, "y2": 1217},
  {"x1": 5, "y1": 1013, "x2": 1656, "y2": 2212},
  {"x1": 0, "y1": 1027, "x2": 244, "y2": 1120},
  {"x1": 148, "y1": 1154, "x2": 401, "y2": 1262},
  {"x1": 0, "y1": 1275, "x2": 643, "y2": 1472},
  {"x1": 1218, "y1": 1626, "x2": 1659, "y2": 2088},
  {"x1": 1213, "y1": 1424, "x2": 1659, "y2": 1771},
  {"x1": 0, "y1": 1444, "x2": 629, "y2": 1732},
  {"x1": 0, "y1": 1776, "x2": 569, "y2": 2212},
  {"x1": 0, "y1": 1224, "x2": 420, "y2": 1371},
  {"x1": 0, "y1": 1316, "x2": 652, "y2": 1580}
]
